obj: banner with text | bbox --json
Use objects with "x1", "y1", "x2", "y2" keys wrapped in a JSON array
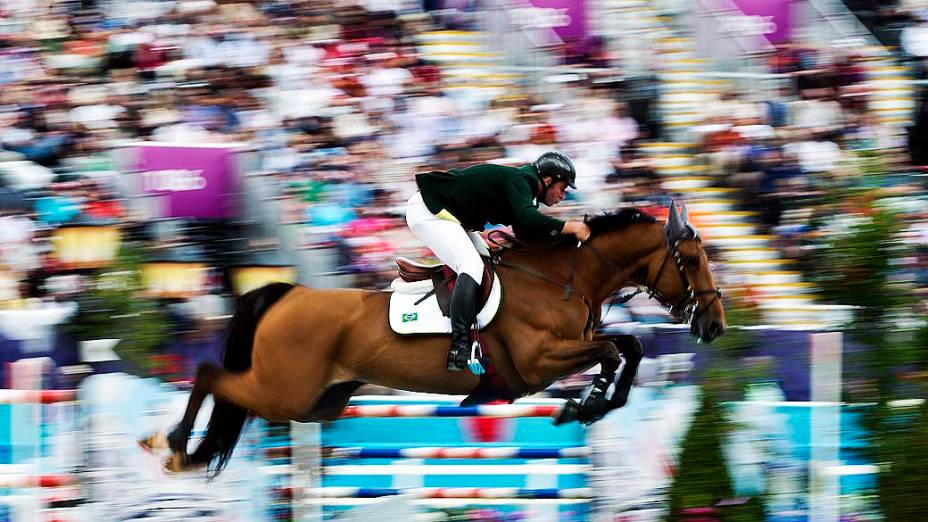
[
  {"x1": 526, "y1": 0, "x2": 586, "y2": 41},
  {"x1": 135, "y1": 144, "x2": 238, "y2": 219},
  {"x1": 693, "y1": 0, "x2": 793, "y2": 58}
]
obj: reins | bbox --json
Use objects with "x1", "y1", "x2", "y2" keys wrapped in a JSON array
[
  {"x1": 487, "y1": 230, "x2": 596, "y2": 331},
  {"x1": 487, "y1": 230, "x2": 590, "y2": 302}
]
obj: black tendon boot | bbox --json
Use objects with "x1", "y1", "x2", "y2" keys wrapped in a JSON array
[{"x1": 447, "y1": 273, "x2": 480, "y2": 371}]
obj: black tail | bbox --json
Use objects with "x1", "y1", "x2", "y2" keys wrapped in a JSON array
[{"x1": 189, "y1": 282, "x2": 295, "y2": 476}]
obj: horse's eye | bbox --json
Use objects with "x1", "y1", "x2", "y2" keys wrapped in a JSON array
[{"x1": 685, "y1": 257, "x2": 700, "y2": 268}]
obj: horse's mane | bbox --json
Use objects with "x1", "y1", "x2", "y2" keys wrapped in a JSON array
[
  {"x1": 500, "y1": 207, "x2": 656, "y2": 257},
  {"x1": 586, "y1": 207, "x2": 656, "y2": 237}
]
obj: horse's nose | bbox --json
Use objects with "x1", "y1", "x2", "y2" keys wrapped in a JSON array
[{"x1": 706, "y1": 320, "x2": 725, "y2": 341}]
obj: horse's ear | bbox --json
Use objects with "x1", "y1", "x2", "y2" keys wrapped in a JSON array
[
  {"x1": 664, "y1": 200, "x2": 682, "y2": 241},
  {"x1": 679, "y1": 203, "x2": 700, "y2": 239}
]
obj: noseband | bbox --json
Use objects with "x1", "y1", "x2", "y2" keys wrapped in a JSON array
[{"x1": 643, "y1": 238, "x2": 722, "y2": 324}]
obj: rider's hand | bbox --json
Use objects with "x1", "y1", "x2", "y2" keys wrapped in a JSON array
[{"x1": 563, "y1": 221, "x2": 591, "y2": 242}]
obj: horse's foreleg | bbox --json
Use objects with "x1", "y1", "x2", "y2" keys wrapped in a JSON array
[
  {"x1": 609, "y1": 335, "x2": 644, "y2": 409},
  {"x1": 577, "y1": 341, "x2": 622, "y2": 422},
  {"x1": 296, "y1": 381, "x2": 365, "y2": 422},
  {"x1": 530, "y1": 338, "x2": 620, "y2": 425}
]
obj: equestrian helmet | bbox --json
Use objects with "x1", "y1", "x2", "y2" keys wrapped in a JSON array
[{"x1": 534, "y1": 151, "x2": 577, "y2": 189}]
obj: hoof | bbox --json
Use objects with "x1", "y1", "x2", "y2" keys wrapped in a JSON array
[
  {"x1": 164, "y1": 452, "x2": 187, "y2": 473},
  {"x1": 578, "y1": 410, "x2": 604, "y2": 426},
  {"x1": 611, "y1": 391, "x2": 629, "y2": 410},
  {"x1": 139, "y1": 432, "x2": 169, "y2": 452},
  {"x1": 163, "y1": 452, "x2": 206, "y2": 473},
  {"x1": 554, "y1": 399, "x2": 581, "y2": 425},
  {"x1": 583, "y1": 394, "x2": 608, "y2": 415},
  {"x1": 575, "y1": 399, "x2": 606, "y2": 426}
]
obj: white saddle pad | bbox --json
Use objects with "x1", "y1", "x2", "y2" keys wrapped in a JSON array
[{"x1": 388, "y1": 274, "x2": 503, "y2": 335}]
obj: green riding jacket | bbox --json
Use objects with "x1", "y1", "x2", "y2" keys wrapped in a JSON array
[{"x1": 415, "y1": 163, "x2": 566, "y2": 239}]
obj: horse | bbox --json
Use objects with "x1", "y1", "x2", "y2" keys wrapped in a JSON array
[{"x1": 145, "y1": 201, "x2": 725, "y2": 474}]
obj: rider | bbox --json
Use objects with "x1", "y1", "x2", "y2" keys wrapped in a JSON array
[{"x1": 406, "y1": 151, "x2": 592, "y2": 371}]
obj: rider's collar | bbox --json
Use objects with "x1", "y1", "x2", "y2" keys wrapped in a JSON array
[{"x1": 535, "y1": 177, "x2": 548, "y2": 201}]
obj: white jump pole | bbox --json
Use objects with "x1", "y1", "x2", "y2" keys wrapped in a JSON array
[
  {"x1": 291, "y1": 420, "x2": 321, "y2": 522},
  {"x1": 809, "y1": 332, "x2": 842, "y2": 522}
]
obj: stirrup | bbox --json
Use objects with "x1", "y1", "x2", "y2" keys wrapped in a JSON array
[
  {"x1": 467, "y1": 340, "x2": 485, "y2": 375},
  {"x1": 447, "y1": 340, "x2": 485, "y2": 375}
]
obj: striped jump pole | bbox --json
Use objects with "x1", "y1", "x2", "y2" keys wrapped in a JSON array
[
  {"x1": 0, "y1": 389, "x2": 78, "y2": 404},
  {"x1": 294, "y1": 397, "x2": 590, "y2": 521},
  {"x1": 0, "y1": 360, "x2": 87, "y2": 522},
  {"x1": 311, "y1": 487, "x2": 594, "y2": 499},
  {"x1": 338, "y1": 403, "x2": 563, "y2": 419},
  {"x1": 311, "y1": 498, "x2": 592, "y2": 508},
  {"x1": 325, "y1": 446, "x2": 589, "y2": 459},
  {"x1": 323, "y1": 463, "x2": 592, "y2": 475},
  {"x1": 0, "y1": 474, "x2": 77, "y2": 488}
]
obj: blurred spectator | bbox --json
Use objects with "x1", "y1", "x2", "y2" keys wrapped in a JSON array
[
  {"x1": 606, "y1": 143, "x2": 657, "y2": 204},
  {"x1": 783, "y1": 130, "x2": 844, "y2": 176},
  {"x1": 910, "y1": 93, "x2": 928, "y2": 164},
  {"x1": 0, "y1": 209, "x2": 38, "y2": 274},
  {"x1": 788, "y1": 89, "x2": 845, "y2": 135},
  {"x1": 902, "y1": 12, "x2": 928, "y2": 58}
]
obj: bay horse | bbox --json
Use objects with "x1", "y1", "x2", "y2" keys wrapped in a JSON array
[{"x1": 147, "y1": 202, "x2": 725, "y2": 474}]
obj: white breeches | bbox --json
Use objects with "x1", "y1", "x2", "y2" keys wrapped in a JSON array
[{"x1": 405, "y1": 191, "x2": 487, "y2": 285}]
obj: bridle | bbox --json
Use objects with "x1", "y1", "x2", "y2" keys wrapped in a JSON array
[
  {"x1": 615, "y1": 236, "x2": 723, "y2": 324},
  {"x1": 489, "y1": 230, "x2": 722, "y2": 326}
]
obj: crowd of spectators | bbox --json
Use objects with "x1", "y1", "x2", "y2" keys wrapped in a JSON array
[
  {"x1": 743, "y1": 31, "x2": 928, "y2": 310},
  {"x1": 0, "y1": 0, "x2": 924, "y2": 369},
  {"x1": 0, "y1": 0, "x2": 633, "y2": 372}
]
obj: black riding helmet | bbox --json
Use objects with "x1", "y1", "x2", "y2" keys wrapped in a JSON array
[{"x1": 534, "y1": 151, "x2": 577, "y2": 189}]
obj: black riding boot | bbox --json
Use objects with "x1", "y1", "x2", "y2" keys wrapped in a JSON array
[{"x1": 447, "y1": 273, "x2": 480, "y2": 371}]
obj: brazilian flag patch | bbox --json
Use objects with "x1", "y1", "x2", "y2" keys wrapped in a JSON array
[{"x1": 401, "y1": 312, "x2": 418, "y2": 323}]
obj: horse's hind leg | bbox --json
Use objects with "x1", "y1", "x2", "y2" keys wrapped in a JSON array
[{"x1": 165, "y1": 363, "x2": 217, "y2": 471}]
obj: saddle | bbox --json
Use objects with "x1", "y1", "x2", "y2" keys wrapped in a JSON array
[{"x1": 394, "y1": 257, "x2": 496, "y2": 317}]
